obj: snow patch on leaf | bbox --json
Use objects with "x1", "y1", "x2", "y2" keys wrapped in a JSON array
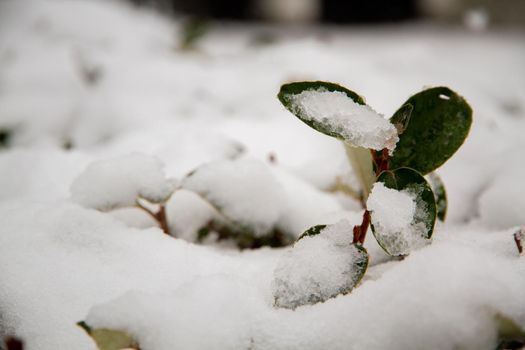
[
  {"x1": 70, "y1": 153, "x2": 176, "y2": 211},
  {"x1": 181, "y1": 158, "x2": 285, "y2": 237},
  {"x1": 288, "y1": 89, "x2": 398, "y2": 152},
  {"x1": 367, "y1": 182, "x2": 429, "y2": 256},
  {"x1": 272, "y1": 220, "x2": 368, "y2": 309}
]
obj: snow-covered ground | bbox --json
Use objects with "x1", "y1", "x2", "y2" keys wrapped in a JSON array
[{"x1": 1, "y1": 0, "x2": 525, "y2": 349}]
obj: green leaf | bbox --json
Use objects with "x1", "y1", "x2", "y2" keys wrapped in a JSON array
[
  {"x1": 77, "y1": 321, "x2": 139, "y2": 350},
  {"x1": 426, "y1": 172, "x2": 447, "y2": 221},
  {"x1": 351, "y1": 244, "x2": 369, "y2": 287},
  {"x1": 370, "y1": 167, "x2": 437, "y2": 256},
  {"x1": 389, "y1": 87, "x2": 472, "y2": 175},
  {"x1": 495, "y1": 313, "x2": 525, "y2": 349},
  {"x1": 297, "y1": 224, "x2": 327, "y2": 240},
  {"x1": 277, "y1": 81, "x2": 366, "y2": 140},
  {"x1": 0, "y1": 129, "x2": 11, "y2": 148},
  {"x1": 391, "y1": 103, "x2": 413, "y2": 135}
]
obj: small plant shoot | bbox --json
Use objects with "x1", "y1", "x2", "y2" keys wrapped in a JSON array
[{"x1": 274, "y1": 81, "x2": 472, "y2": 308}]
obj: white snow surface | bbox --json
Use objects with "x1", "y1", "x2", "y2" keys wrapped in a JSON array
[
  {"x1": 71, "y1": 153, "x2": 176, "y2": 211},
  {"x1": 367, "y1": 182, "x2": 429, "y2": 255},
  {"x1": 272, "y1": 220, "x2": 367, "y2": 309},
  {"x1": 0, "y1": 0, "x2": 525, "y2": 349},
  {"x1": 288, "y1": 89, "x2": 399, "y2": 152}
]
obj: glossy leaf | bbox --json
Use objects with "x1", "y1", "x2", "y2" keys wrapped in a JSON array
[
  {"x1": 390, "y1": 87, "x2": 472, "y2": 174},
  {"x1": 297, "y1": 224, "x2": 327, "y2": 240},
  {"x1": 78, "y1": 321, "x2": 139, "y2": 350},
  {"x1": 370, "y1": 167, "x2": 437, "y2": 256},
  {"x1": 277, "y1": 81, "x2": 366, "y2": 140},
  {"x1": 427, "y1": 172, "x2": 447, "y2": 221}
]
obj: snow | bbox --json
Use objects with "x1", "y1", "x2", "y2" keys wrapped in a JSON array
[
  {"x1": 272, "y1": 220, "x2": 367, "y2": 309},
  {"x1": 367, "y1": 182, "x2": 429, "y2": 256},
  {"x1": 71, "y1": 154, "x2": 175, "y2": 211},
  {"x1": 288, "y1": 89, "x2": 399, "y2": 152},
  {"x1": 181, "y1": 158, "x2": 285, "y2": 237},
  {"x1": 0, "y1": 0, "x2": 525, "y2": 349}
]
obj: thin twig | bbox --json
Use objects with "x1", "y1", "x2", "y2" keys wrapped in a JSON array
[
  {"x1": 135, "y1": 200, "x2": 171, "y2": 236},
  {"x1": 514, "y1": 228, "x2": 524, "y2": 256}
]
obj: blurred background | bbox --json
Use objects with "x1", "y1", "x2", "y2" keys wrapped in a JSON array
[
  {"x1": 131, "y1": 0, "x2": 525, "y2": 26},
  {"x1": 0, "y1": 0, "x2": 524, "y2": 226}
]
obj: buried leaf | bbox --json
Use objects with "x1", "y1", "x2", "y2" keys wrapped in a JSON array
[
  {"x1": 278, "y1": 81, "x2": 398, "y2": 152},
  {"x1": 390, "y1": 87, "x2": 472, "y2": 175},
  {"x1": 181, "y1": 159, "x2": 285, "y2": 237},
  {"x1": 297, "y1": 224, "x2": 327, "y2": 240},
  {"x1": 77, "y1": 321, "x2": 139, "y2": 350},
  {"x1": 427, "y1": 172, "x2": 448, "y2": 221},
  {"x1": 495, "y1": 313, "x2": 525, "y2": 349},
  {"x1": 367, "y1": 168, "x2": 437, "y2": 256},
  {"x1": 272, "y1": 220, "x2": 368, "y2": 309}
]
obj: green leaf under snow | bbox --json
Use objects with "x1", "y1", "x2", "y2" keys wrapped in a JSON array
[
  {"x1": 278, "y1": 81, "x2": 365, "y2": 140},
  {"x1": 495, "y1": 313, "x2": 525, "y2": 349},
  {"x1": 427, "y1": 172, "x2": 447, "y2": 221},
  {"x1": 278, "y1": 81, "x2": 399, "y2": 153},
  {"x1": 297, "y1": 224, "x2": 327, "y2": 240},
  {"x1": 77, "y1": 321, "x2": 139, "y2": 350},
  {"x1": 369, "y1": 167, "x2": 437, "y2": 256},
  {"x1": 389, "y1": 87, "x2": 472, "y2": 175}
]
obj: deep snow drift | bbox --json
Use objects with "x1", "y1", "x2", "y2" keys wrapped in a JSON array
[{"x1": 1, "y1": 0, "x2": 525, "y2": 349}]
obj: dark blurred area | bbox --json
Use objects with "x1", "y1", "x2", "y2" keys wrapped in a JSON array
[{"x1": 128, "y1": 0, "x2": 525, "y2": 27}]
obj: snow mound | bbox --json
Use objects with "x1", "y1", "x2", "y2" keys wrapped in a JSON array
[
  {"x1": 272, "y1": 220, "x2": 367, "y2": 309},
  {"x1": 289, "y1": 89, "x2": 399, "y2": 152},
  {"x1": 71, "y1": 153, "x2": 175, "y2": 211},
  {"x1": 86, "y1": 276, "x2": 267, "y2": 350},
  {"x1": 181, "y1": 158, "x2": 285, "y2": 236},
  {"x1": 367, "y1": 182, "x2": 429, "y2": 255},
  {"x1": 479, "y1": 166, "x2": 525, "y2": 229}
]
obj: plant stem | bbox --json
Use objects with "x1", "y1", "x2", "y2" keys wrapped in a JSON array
[
  {"x1": 352, "y1": 148, "x2": 389, "y2": 245},
  {"x1": 514, "y1": 228, "x2": 524, "y2": 255},
  {"x1": 136, "y1": 201, "x2": 171, "y2": 236}
]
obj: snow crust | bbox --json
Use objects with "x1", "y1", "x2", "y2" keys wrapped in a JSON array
[
  {"x1": 181, "y1": 159, "x2": 285, "y2": 236},
  {"x1": 289, "y1": 89, "x2": 399, "y2": 152},
  {"x1": 71, "y1": 154, "x2": 175, "y2": 211},
  {"x1": 367, "y1": 182, "x2": 429, "y2": 255},
  {"x1": 272, "y1": 220, "x2": 366, "y2": 309}
]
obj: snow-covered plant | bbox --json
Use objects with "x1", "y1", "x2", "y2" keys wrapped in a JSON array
[
  {"x1": 71, "y1": 155, "x2": 293, "y2": 248},
  {"x1": 273, "y1": 81, "x2": 472, "y2": 308},
  {"x1": 70, "y1": 153, "x2": 177, "y2": 234}
]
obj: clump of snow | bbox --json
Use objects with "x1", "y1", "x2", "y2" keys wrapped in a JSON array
[
  {"x1": 367, "y1": 182, "x2": 429, "y2": 255},
  {"x1": 71, "y1": 154, "x2": 176, "y2": 211},
  {"x1": 272, "y1": 220, "x2": 367, "y2": 309},
  {"x1": 181, "y1": 158, "x2": 285, "y2": 236},
  {"x1": 288, "y1": 89, "x2": 399, "y2": 152}
]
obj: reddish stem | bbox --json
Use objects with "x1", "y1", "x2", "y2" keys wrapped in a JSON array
[
  {"x1": 136, "y1": 202, "x2": 171, "y2": 236},
  {"x1": 352, "y1": 148, "x2": 389, "y2": 245}
]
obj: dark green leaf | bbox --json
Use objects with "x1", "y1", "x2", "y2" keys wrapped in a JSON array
[
  {"x1": 297, "y1": 224, "x2": 327, "y2": 240},
  {"x1": 277, "y1": 81, "x2": 366, "y2": 140},
  {"x1": 427, "y1": 172, "x2": 447, "y2": 221},
  {"x1": 77, "y1": 321, "x2": 139, "y2": 350},
  {"x1": 0, "y1": 129, "x2": 11, "y2": 148},
  {"x1": 389, "y1": 87, "x2": 472, "y2": 174},
  {"x1": 495, "y1": 313, "x2": 525, "y2": 349},
  {"x1": 391, "y1": 103, "x2": 413, "y2": 135},
  {"x1": 370, "y1": 167, "x2": 437, "y2": 256}
]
